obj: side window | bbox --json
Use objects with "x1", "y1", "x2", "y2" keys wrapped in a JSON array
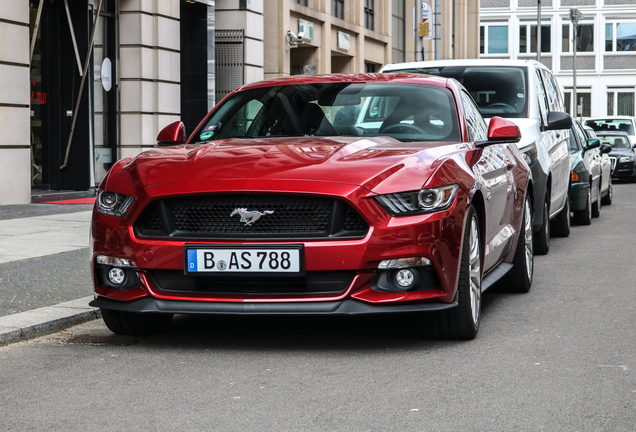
[
  {"x1": 535, "y1": 70, "x2": 550, "y2": 127},
  {"x1": 547, "y1": 72, "x2": 564, "y2": 111},
  {"x1": 540, "y1": 69, "x2": 559, "y2": 112},
  {"x1": 461, "y1": 91, "x2": 488, "y2": 141}
]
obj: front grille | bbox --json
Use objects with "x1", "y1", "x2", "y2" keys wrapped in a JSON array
[
  {"x1": 135, "y1": 194, "x2": 369, "y2": 240},
  {"x1": 609, "y1": 157, "x2": 616, "y2": 172},
  {"x1": 147, "y1": 269, "x2": 354, "y2": 295}
]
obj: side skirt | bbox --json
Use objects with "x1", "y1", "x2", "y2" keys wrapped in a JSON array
[{"x1": 481, "y1": 262, "x2": 513, "y2": 292}]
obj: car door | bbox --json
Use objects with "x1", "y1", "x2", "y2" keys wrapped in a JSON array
[
  {"x1": 536, "y1": 69, "x2": 570, "y2": 217},
  {"x1": 462, "y1": 91, "x2": 515, "y2": 271}
]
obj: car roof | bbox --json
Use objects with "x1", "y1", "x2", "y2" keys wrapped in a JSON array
[
  {"x1": 381, "y1": 59, "x2": 541, "y2": 72},
  {"x1": 585, "y1": 116, "x2": 635, "y2": 121},
  {"x1": 238, "y1": 72, "x2": 455, "y2": 91}
]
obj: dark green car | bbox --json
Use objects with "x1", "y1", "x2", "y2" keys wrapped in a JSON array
[{"x1": 566, "y1": 120, "x2": 613, "y2": 226}]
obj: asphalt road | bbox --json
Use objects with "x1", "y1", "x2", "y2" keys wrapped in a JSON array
[{"x1": 1, "y1": 184, "x2": 635, "y2": 431}]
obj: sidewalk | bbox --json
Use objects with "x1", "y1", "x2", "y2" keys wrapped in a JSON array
[{"x1": 0, "y1": 200, "x2": 99, "y2": 345}]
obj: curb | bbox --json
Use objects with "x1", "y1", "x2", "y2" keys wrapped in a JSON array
[{"x1": 0, "y1": 296, "x2": 100, "y2": 346}]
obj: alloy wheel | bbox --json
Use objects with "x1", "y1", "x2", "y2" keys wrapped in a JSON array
[{"x1": 468, "y1": 216, "x2": 481, "y2": 325}]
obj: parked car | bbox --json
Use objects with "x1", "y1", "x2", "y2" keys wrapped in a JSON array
[
  {"x1": 381, "y1": 59, "x2": 572, "y2": 255},
  {"x1": 582, "y1": 124, "x2": 613, "y2": 207},
  {"x1": 594, "y1": 130, "x2": 636, "y2": 181},
  {"x1": 567, "y1": 120, "x2": 613, "y2": 225},
  {"x1": 584, "y1": 116, "x2": 636, "y2": 145},
  {"x1": 90, "y1": 73, "x2": 533, "y2": 340}
]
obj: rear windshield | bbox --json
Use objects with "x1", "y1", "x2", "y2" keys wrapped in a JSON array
[
  {"x1": 385, "y1": 66, "x2": 528, "y2": 118},
  {"x1": 596, "y1": 134, "x2": 632, "y2": 149},
  {"x1": 584, "y1": 119, "x2": 635, "y2": 135}
]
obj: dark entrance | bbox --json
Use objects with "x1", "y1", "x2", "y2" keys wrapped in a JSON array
[{"x1": 30, "y1": 0, "x2": 116, "y2": 191}]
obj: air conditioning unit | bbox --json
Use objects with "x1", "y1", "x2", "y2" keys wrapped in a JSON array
[{"x1": 298, "y1": 19, "x2": 314, "y2": 41}]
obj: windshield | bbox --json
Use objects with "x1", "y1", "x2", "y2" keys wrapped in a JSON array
[
  {"x1": 596, "y1": 134, "x2": 632, "y2": 149},
  {"x1": 385, "y1": 66, "x2": 528, "y2": 119},
  {"x1": 584, "y1": 119, "x2": 635, "y2": 135},
  {"x1": 193, "y1": 82, "x2": 461, "y2": 143}
]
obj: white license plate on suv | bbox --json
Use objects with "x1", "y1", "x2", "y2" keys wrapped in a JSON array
[{"x1": 184, "y1": 245, "x2": 304, "y2": 275}]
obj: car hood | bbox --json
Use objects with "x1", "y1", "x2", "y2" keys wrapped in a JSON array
[
  {"x1": 101, "y1": 136, "x2": 470, "y2": 196},
  {"x1": 609, "y1": 148, "x2": 635, "y2": 158}
]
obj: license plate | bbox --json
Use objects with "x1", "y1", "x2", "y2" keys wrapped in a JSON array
[{"x1": 184, "y1": 245, "x2": 304, "y2": 276}]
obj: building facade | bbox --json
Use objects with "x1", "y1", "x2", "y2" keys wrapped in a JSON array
[
  {"x1": 480, "y1": 0, "x2": 636, "y2": 119},
  {"x1": 0, "y1": 0, "x2": 480, "y2": 205}
]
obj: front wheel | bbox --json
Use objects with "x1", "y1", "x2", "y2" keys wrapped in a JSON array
[
  {"x1": 423, "y1": 206, "x2": 481, "y2": 340},
  {"x1": 500, "y1": 196, "x2": 533, "y2": 293},
  {"x1": 534, "y1": 193, "x2": 550, "y2": 255},
  {"x1": 601, "y1": 179, "x2": 613, "y2": 206},
  {"x1": 101, "y1": 309, "x2": 173, "y2": 336},
  {"x1": 591, "y1": 183, "x2": 601, "y2": 218},
  {"x1": 573, "y1": 187, "x2": 592, "y2": 225},
  {"x1": 550, "y1": 194, "x2": 570, "y2": 238}
]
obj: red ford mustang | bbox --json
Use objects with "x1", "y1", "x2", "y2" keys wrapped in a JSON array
[{"x1": 90, "y1": 73, "x2": 533, "y2": 339}]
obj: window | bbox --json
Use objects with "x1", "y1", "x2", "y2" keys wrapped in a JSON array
[
  {"x1": 461, "y1": 91, "x2": 488, "y2": 142},
  {"x1": 365, "y1": 62, "x2": 377, "y2": 73},
  {"x1": 392, "y1": 0, "x2": 405, "y2": 63},
  {"x1": 535, "y1": 70, "x2": 549, "y2": 127},
  {"x1": 365, "y1": 0, "x2": 374, "y2": 31},
  {"x1": 563, "y1": 23, "x2": 594, "y2": 52},
  {"x1": 607, "y1": 91, "x2": 635, "y2": 116},
  {"x1": 332, "y1": 0, "x2": 344, "y2": 20},
  {"x1": 291, "y1": 0, "x2": 308, "y2": 5},
  {"x1": 565, "y1": 91, "x2": 591, "y2": 117},
  {"x1": 519, "y1": 24, "x2": 551, "y2": 54},
  {"x1": 605, "y1": 22, "x2": 636, "y2": 52},
  {"x1": 480, "y1": 24, "x2": 509, "y2": 55}
]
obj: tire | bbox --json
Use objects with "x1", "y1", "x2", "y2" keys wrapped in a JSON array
[
  {"x1": 573, "y1": 187, "x2": 592, "y2": 225},
  {"x1": 591, "y1": 183, "x2": 601, "y2": 218},
  {"x1": 601, "y1": 179, "x2": 613, "y2": 206},
  {"x1": 534, "y1": 193, "x2": 550, "y2": 255},
  {"x1": 423, "y1": 206, "x2": 481, "y2": 340},
  {"x1": 501, "y1": 196, "x2": 533, "y2": 293},
  {"x1": 101, "y1": 308, "x2": 173, "y2": 336},
  {"x1": 550, "y1": 193, "x2": 570, "y2": 238}
]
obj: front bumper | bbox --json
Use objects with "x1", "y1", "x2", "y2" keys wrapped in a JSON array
[
  {"x1": 89, "y1": 294, "x2": 458, "y2": 315},
  {"x1": 91, "y1": 184, "x2": 471, "y2": 311}
]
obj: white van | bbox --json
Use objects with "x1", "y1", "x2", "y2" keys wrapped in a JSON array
[{"x1": 381, "y1": 60, "x2": 572, "y2": 255}]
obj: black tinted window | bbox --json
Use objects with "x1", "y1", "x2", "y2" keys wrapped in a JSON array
[{"x1": 385, "y1": 66, "x2": 528, "y2": 118}]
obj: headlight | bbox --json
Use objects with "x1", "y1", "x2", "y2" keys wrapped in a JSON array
[
  {"x1": 619, "y1": 155, "x2": 634, "y2": 163},
  {"x1": 375, "y1": 184, "x2": 458, "y2": 216},
  {"x1": 96, "y1": 189, "x2": 135, "y2": 217},
  {"x1": 521, "y1": 142, "x2": 538, "y2": 165}
]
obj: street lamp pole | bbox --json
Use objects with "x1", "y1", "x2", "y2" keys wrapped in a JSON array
[
  {"x1": 537, "y1": 0, "x2": 541, "y2": 63},
  {"x1": 569, "y1": 8, "x2": 583, "y2": 118}
]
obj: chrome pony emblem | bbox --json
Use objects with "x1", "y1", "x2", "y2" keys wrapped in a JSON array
[{"x1": 230, "y1": 208, "x2": 274, "y2": 226}]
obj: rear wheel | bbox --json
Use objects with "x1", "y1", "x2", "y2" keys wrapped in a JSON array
[
  {"x1": 591, "y1": 183, "x2": 601, "y2": 218},
  {"x1": 423, "y1": 206, "x2": 481, "y2": 340},
  {"x1": 601, "y1": 179, "x2": 613, "y2": 206},
  {"x1": 573, "y1": 187, "x2": 592, "y2": 225},
  {"x1": 550, "y1": 194, "x2": 570, "y2": 237},
  {"x1": 101, "y1": 309, "x2": 173, "y2": 336},
  {"x1": 534, "y1": 193, "x2": 550, "y2": 255},
  {"x1": 501, "y1": 196, "x2": 533, "y2": 293}
]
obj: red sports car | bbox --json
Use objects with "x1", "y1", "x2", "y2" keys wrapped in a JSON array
[{"x1": 90, "y1": 73, "x2": 533, "y2": 339}]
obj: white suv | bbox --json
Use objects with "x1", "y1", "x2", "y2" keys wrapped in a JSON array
[{"x1": 381, "y1": 60, "x2": 572, "y2": 255}]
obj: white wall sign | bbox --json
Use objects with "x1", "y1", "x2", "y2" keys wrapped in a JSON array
[
  {"x1": 101, "y1": 57, "x2": 112, "y2": 92},
  {"x1": 337, "y1": 31, "x2": 350, "y2": 51}
]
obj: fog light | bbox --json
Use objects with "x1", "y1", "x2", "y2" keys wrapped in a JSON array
[
  {"x1": 395, "y1": 268, "x2": 416, "y2": 289},
  {"x1": 108, "y1": 267, "x2": 126, "y2": 286}
]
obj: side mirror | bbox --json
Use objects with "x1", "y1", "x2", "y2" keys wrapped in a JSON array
[
  {"x1": 157, "y1": 121, "x2": 187, "y2": 146},
  {"x1": 584, "y1": 138, "x2": 600, "y2": 151},
  {"x1": 545, "y1": 111, "x2": 572, "y2": 131},
  {"x1": 599, "y1": 143, "x2": 612, "y2": 154},
  {"x1": 476, "y1": 116, "x2": 522, "y2": 147}
]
